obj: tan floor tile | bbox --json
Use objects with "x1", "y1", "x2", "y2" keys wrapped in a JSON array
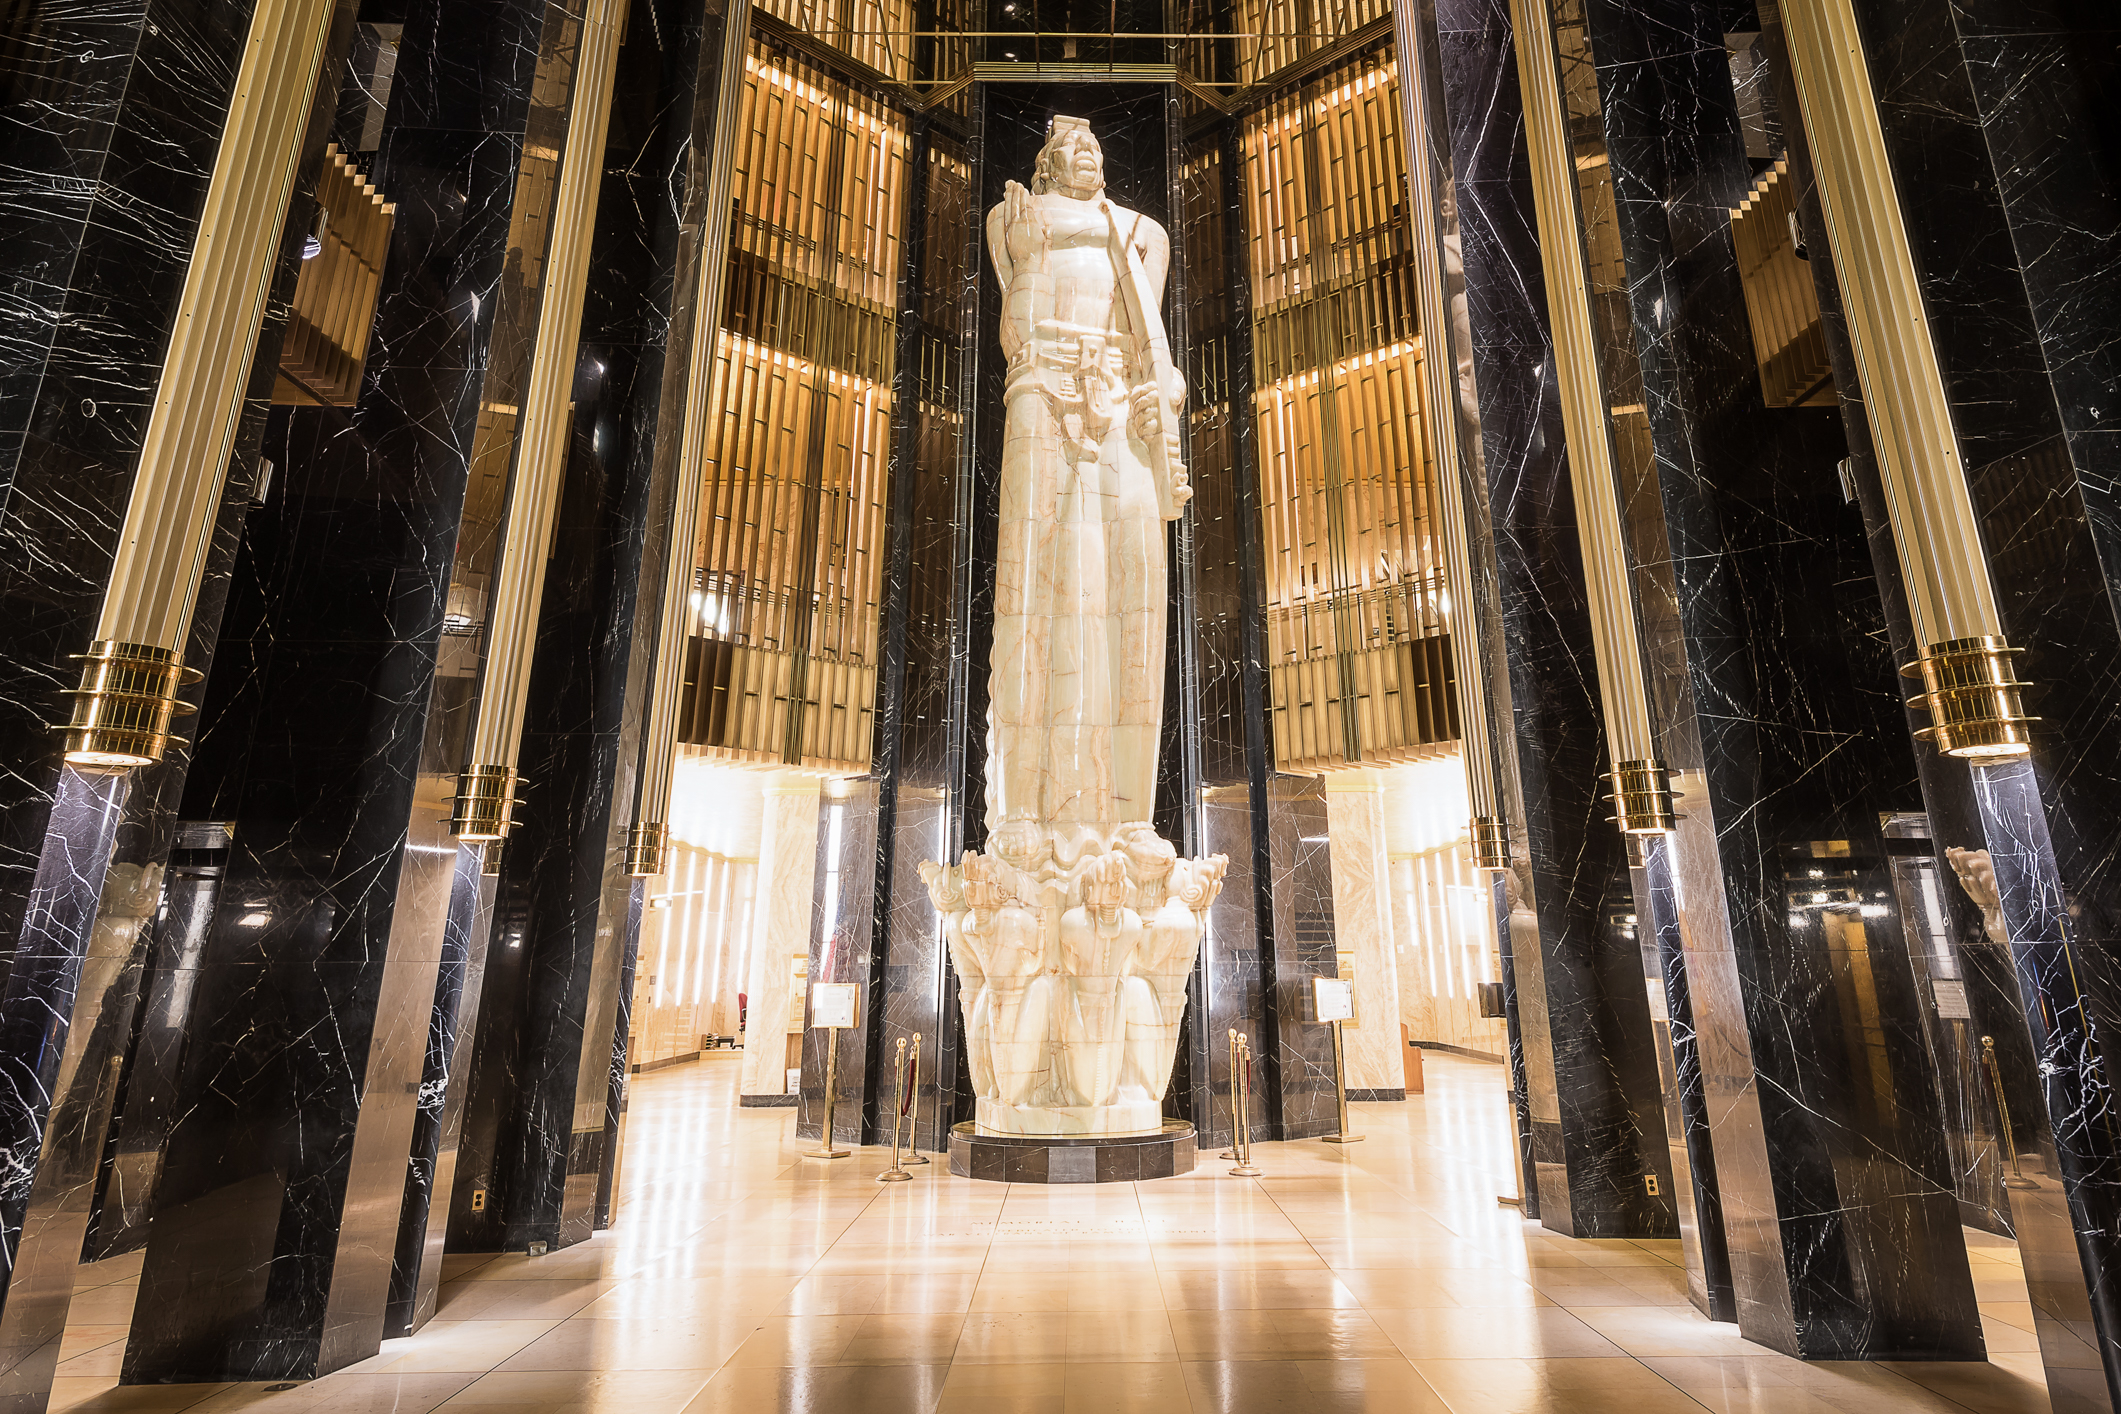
[
  {"x1": 1411, "y1": 1356, "x2": 1707, "y2": 1414},
  {"x1": 1168, "y1": 1308, "x2": 1401, "y2": 1361},
  {"x1": 1373, "y1": 1306, "x2": 1626, "y2": 1360},
  {"x1": 49, "y1": 1379, "x2": 232, "y2": 1413},
  {"x1": 1181, "y1": 1357, "x2": 1451, "y2": 1413},
  {"x1": 439, "y1": 1368, "x2": 712, "y2": 1410},
  {"x1": 340, "y1": 1320, "x2": 560, "y2": 1374},
  {"x1": 186, "y1": 1376, "x2": 478, "y2": 1413},
  {"x1": 721, "y1": 1315, "x2": 869, "y2": 1368},
  {"x1": 678, "y1": 1363, "x2": 946, "y2": 1414},
  {"x1": 495, "y1": 1315, "x2": 761, "y2": 1372},
  {"x1": 65, "y1": 1288, "x2": 146, "y2": 1326},
  {"x1": 1570, "y1": 1309, "x2": 1763, "y2": 1359},
  {"x1": 1060, "y1": 1312, "x2": 1177, "y2": 1362},
  {"x1": 1160, "y1": 1269, "x2": 1361, "y2": 1311},
  {"x1": 433, "y1": 1280, "x2": 615, "y2": 1322},
  {"x1": 840, "y1": 1312, "x2": 969, "y2": 1364},
  {"x1": 952, "y1": 1313, "x2": 1073, "y2": 1366}
]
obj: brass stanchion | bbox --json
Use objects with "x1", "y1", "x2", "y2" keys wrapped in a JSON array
[
  {"x1": 1981, "y1": 1035, "x2": 2039, "y2": 1190},
  {"x1": 1322, "y1": 1020, "x2": 1363, "y2": 1145},
  {"x1": 805, "y1": 1026, "x2": 850, "y2": 1160},
  {"x1": 1231, "y1": 1032, "x2": 1262, "y2": 1178},
  {"x1": 1221, "y1": 1028, "x2": 1242, "y2": 1160},
  {"x1": 880, "y1": 1037, "x2": 912, "y2": 1182},
  {"x1": 904, "y1": 1032, "x2": 929, "y2": 1165}
]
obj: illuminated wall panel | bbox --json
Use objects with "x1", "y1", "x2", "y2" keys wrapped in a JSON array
[
  {"x1": 678, "y1": 43, "x2": 907, "y2": 773},
  {"x1": 1244, "y1": 51, "x2": 1458, "y2": 771}
]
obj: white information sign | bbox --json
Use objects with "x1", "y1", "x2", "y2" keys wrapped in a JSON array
[
  {"x1": 1312, "y1": 975, "x2": 1355, "y2": 1024},
  {"x1": 810, "y1": 982, "x2": 860, "y2": 1030},
  {"x1": 1932, "y1": 978, "x2": 1972, "y2": 1020}
]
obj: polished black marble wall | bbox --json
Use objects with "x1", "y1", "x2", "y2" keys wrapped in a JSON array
[
  {"x1": 1571, "y1": 0, "x2": 1978, "y2": 1357},
  {"x1": 445, "y1": 0, "x2": 704, "y2": 1255},
  {"x1": 1420, "y1": 0, "x2": 1675, "y2": 1240},
  {"x1": 119, "y1": 0, "x2": 586, "y2": 1377}
]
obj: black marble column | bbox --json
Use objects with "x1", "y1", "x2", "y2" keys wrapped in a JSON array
[
  {"x1": 859, "y1": 97, "x2": 978, "y2": 1152},
  {"x1": 1566, "y1": 0, "x2": 1980, "y2": 1357},
  {"x1": 120, "y1": 0, "x2": 588, "y2": 1378},
  {"x1": 0, "y1": 0, "x2": 342, "y2": 1395},
  {"x1": 1808, "y1": 0, "x2": 2121, "y2": 1397},
  {"x1": 1174, "y1": 112, "x2": 1277, "y2": 1152},
  {"x1": 444, "y1": 0, "x2": 700, "y2": 1255},
  {"x1": 1422, "y1": 0, "x2": 1675, "y2": 1240}
]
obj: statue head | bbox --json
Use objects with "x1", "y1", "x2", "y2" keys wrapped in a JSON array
[{"x1": 1033, "y1": 116, "x2": 1104, "y2": 200}]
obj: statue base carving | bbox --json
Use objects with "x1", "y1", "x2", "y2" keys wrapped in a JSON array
[
  {"x1": 920, "y1": 822, "x2": 1227, "y2": 1141},
  {"x1": 975, "y1": 1097, "x2": 1165, "y2": 1138}
]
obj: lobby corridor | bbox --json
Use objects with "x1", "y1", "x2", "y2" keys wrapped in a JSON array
[{"x1": 51, "y1": 1053, "x2": 2051, "y2": 1414}]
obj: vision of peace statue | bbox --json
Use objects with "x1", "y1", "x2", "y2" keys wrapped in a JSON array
[{"x1": 920, "y1": 117, "x2": 1229, "y2": 1138}]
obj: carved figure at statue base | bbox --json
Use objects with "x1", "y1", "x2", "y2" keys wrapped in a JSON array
[{"x1": 918, "y1": 117, "x2": 1227, "y2": 1139}]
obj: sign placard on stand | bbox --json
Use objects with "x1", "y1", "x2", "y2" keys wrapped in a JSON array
[
  {"x1": 1312, "y1": 975, "x2": 1362, "y2": 1144},
  {"x1": 804, "y1": 982, "x2": 860, "y2": 1159}
]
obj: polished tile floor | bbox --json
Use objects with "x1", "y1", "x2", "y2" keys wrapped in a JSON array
[{"x1": 53, "y1": 1050, "x2": 2052, "y2": 1412}]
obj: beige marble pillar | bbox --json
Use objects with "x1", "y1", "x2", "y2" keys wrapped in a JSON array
[
  {"x1": 738, "y1": 771, "x2": 823, "y2": 1098},
  {"x1": 1325, "y1": 771, "x2": 1404, "y2": 1092}
]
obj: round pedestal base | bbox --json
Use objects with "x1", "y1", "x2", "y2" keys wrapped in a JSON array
[{"x1": 949, "y1": 1121, "x2": 1196, "y2": 1184}]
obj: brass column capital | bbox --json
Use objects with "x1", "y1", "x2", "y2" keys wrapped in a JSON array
[
  {"x1": 1903, "y1": 636, "x2": 2035, "y2": 760},
  {"x1": 59, "y1": 641, "x2": 198, "y2": 768},
  {"x1": 625, "y1": 822, "x2": 669, "y2": 878},
  {"x1": 1469, "y1": 816, "x2": 1512, "y2": 872},
  {"x1": 1606, "y1": 759, "x2": 1678, "y2": 835},
  {"x1": 449, "y1": 765, "x2": 519, "y2": 841}
]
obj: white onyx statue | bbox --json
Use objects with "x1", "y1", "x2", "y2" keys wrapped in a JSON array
[{"x1": 917, "y1": 116, "x2": 1228, "y2": 1139}]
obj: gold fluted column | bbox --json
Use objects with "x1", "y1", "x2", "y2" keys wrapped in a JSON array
[
  {"x1": 621, "y1": 2, "x2": 754, "y2": 878},
  {"x1": 1508, "y1": 0, "x2": 1675, "y2": 832},
  {"x1": 447, "y1": 0, "x2": 627, "y2": 839},
  {"x1": 1391, "y1": 3, "x2": 1511, "y2": 871},
  {"x1": 61, "y1": 0, "x2": 338, "y2": 768},
  {"x1": 1778, "y1": 0, "x2": 2031, "y2": 759}
]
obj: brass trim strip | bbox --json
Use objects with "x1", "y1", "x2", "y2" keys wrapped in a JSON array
[
  {"x1": 80, "y1": 0, "x2": 338, "y2": 761},
  {"x1": 1509, "y1": 0, "x2": 1660, "y2": 768},
  {"x1": 1777, "y1": 0, "x2": 2001, "y2": 650},
  {"x1": 1392, "y1": 0, "x2": 1506, "y2": 851},
  {"x1": 454, "y1": 0, "x2": 629, "y2": 835}
]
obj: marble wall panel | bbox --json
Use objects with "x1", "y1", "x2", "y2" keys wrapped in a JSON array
[
  {"x1": 1323, "y1": 778, "x2": 1404, "y2": 1097},
  {"x1": 739, "y1": 776, "x2": 823, "y2": 1102},
  {"x1": 1263, "y1": 775, "x2": 1338, "y2": 1140},
  {"x1": 799, "y1": 785, "x2": 883, "y2": 1144}
]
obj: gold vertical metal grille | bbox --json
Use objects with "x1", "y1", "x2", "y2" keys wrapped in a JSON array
[
  {"x1": 1244, "y1": 54, "x2": 1458, "y2": 772},
  {"x1": 676, "y1": 45, "x2": 906, "y2": 773},
  {"x1": 273, "y1": 143, "x2": 395, "y2": 406},
  {"x1": 752, "y1": 0, "x2": 912, "y2": 79},
  {"x1": 1729, "y1": 160, "x2": 1835, "y2": 409},
  {"x1": 1227, "y1": 0, "x2": 1393, "y2": 86}
]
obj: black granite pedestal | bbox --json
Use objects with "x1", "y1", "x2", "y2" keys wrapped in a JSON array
[{"x1": 949, "y1": 1123, "x2": 1197, "y2": 1184}]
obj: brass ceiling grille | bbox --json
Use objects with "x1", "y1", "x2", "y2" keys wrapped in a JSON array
[
  {"x1": 1731, "y1": 159, "x2": 1837, "y2": 409},
  {"x1": 677, "y1": 46, "x2": 906, "y2": 774},
  {"x1": 1245, "y1": 54, "x2": 1458, "y2": 772},
  {"x1": 274, "y1": 143, "x2": 394, "y2": 406}
]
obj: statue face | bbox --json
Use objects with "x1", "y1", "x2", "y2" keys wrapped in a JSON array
[{"x1": 1039, "y1": 123, "x2": 1104, "y2": 197}]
